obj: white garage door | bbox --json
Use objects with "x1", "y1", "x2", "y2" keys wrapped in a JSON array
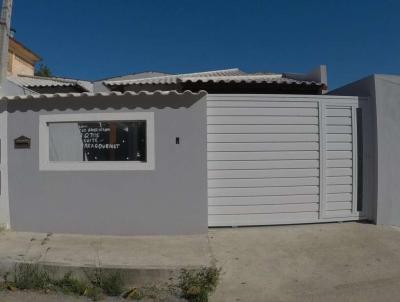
[{"x1": 207, "y1": 94, "x2": 362, "y2": 227}]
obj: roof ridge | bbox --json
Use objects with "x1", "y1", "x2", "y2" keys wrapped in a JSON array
[
  {"x1": 178, "y1": 68, "x2": 241, "y2": 77},
  {"x1": 16, "y1": 74, "x2": 78, "y2": 84},
  {"x1": 104, "y1": 68, "x2": 241, "y2": 85},
  {"x1": 182, "y1": 74, "x2": 283, "y2": 79},
  {"x1": 9, "y1": 75, "x2": 93, "y2": 92},
  {"x1": 96, "y1": 71, "x2": 172, "y2": 82}
]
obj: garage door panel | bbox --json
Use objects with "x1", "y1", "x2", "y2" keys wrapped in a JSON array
[
  {"x1": 208, "y1": 133, "x2": 319, "y2": 143},
  {"x1": 327, "y1": 143, "x2": 352, "y2": 151},
  {"x1": 208, "y1": 212, "x2": 319, "y2": 227},
  {"x1": 207, "y1": 101, "x2": 318, "y2": 108},
  {"x1": 208, "y1": 116, "x2": 319, "y2": 125},
  {"x1": 326, "y1": 168, "x2": 352, "y2": 176},
  {"x1": 208, "y1": 177, "x2": 319, "y2": 188},
  {"x1": 326, "y1": 202, "x2": 352, "y2": 211},
  {"x1": 323, "y1": 210, "x2": 354, "y2": 218},
  {"x1": 209, "y1": 203, "x2": 319, "y2": 215},
  {"x1": 209, "y1": 186, "x2": 319, "y2": 197},
  {"x1": 208, "y1": 151, "x2": 319, "y2": 161},
  {"x1": 208, "y1": 160, "x2": 320, "y2": 170},
  {"x1": 326, "y1": 108, "x2": 352, "y2": 117},
  {"x1": 208, "y1": 115, "x2": 318, "y2": 125},
  {"x1": 208, "y1": 168, "x2": 319, "y2": 179},
  {"x1": 326, "y1": 176, "x2": 352, "y2": 185},
  {"x1": 208, "y1": 107, "x2": 318, "y2": 116},
  {"x1": 208, "y1": 124, "x2": 319, "y2": 134},
  {"x1": 323, "y1": 106, "x2": 356, "y2": 218},
  {"x1": 326, "y1": 159, "x2": 352, "y2": 168},
  {"x1": 327, "y1": 134, "x2": 352, "y2": 142},
  {"x1": 326, "y1": 185, "x2": 352, "y2": 194},
  {"x1": 327, "y1": 193, "x2": 352, "y2": 202},
  {"x1": 208, "y1": 95, "x2": 319, "y2": 103},
  {"x1": 326, "y1": 117, "x2": 352, "y2": 125},
  {"x1": 325, "y1": 126, "x2": 352, "y2": 134},
  {"x1": 209, "y1": 195, "x2": 319, "y2": 206},
  {"x1": 208, "y1": 142, "x2": 319, "y2": 152},
  {"x1": 326, "y1": 151, "x2": 352, "y2": 159}
]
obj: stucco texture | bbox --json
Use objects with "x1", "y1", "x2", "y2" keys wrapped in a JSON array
[
  {"x1": 6, "y1": 94, "x2": 207, "y2": 235},
  {"x1": 373, "y1": 75, "x2": 400, "y2": 226},
  {"x1": 331, "y1": 74, "x2": 400, "y2": 226}
]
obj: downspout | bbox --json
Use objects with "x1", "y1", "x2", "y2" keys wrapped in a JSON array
[{"x1": 0, "y1": 0, "x2": 12, "y2": 88}]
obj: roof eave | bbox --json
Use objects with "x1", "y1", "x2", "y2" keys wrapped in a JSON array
[
  {"x1": 9, "y1": 37, "x2": 42, "y2": 62},
  {"x1": 0, "y1": 90, "x2": 207, "y2": 101}
]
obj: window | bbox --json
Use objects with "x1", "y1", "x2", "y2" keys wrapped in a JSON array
[
  {"x1": 49, "y1": 121, "x2": 147, "y2": 162},
  {"x1": 39, "y1": 112, "x2": 155, "y2": 171}
]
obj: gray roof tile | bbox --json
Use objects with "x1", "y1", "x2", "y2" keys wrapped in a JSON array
[
  {"x1": 0, "y1": 90, "x2": 206, "y2": 101},
  {"x1": 103, "y1": 68, "x2": 246, "y2": 86},
  {"x1": 103, "y1": 68, "x2": 323, "y2": 87},
  {"x1": 8, "y1": 75, "x2": 93, "y2": 91}
]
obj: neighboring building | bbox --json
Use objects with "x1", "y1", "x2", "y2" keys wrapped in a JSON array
[
  {"x1": 7, "y1": 37, "x2": 41, "y2": 76},
  {"x1": 99, "y1": 67, "x2": 327, "y2": 94},
  {"x1": 7, "y1": 74, "x2": 93, "y2": 94},
  {"x1": 4, "y1": 36, "x2": 93, "y2": 94},
  {"x1": 5, "y1": 66, "x2": 325, "y2": 96}
]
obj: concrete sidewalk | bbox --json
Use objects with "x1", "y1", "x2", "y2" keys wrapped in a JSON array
[
  {"x1": 0, "y1": 230, "x2": 213, "y2": 285},
  {"x1": 209, "y1": 222, "x2": 400, "y2": 302},
  {"x1": 2, "y1": 222, "x2": 400, "y2": 301}
]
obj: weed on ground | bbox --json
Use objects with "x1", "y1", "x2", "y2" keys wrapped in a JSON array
[
  {"x1": 1, "y1": 263, "x2": 220, "y2": 301},
  {"x1": 178, "y1": 266, "x2": 221, "y2": 302},
  {"x1": 85, "y1": 268, "x2": 125, "y2": 296},
  {"x1": 53, "y1": 272, "x2": 87, "y2": 295},
  {"x1": 12, "y1": 263, "x2": 52, "y2": 290}
]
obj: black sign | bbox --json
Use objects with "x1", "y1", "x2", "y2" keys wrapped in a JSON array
[{"x1": 14, "y1": 136, "x2": 31, "y2": 149}]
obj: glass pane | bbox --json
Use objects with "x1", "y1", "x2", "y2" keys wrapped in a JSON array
[{"x1": 49, "y1": 121, "x2": 147, "y2": 162}]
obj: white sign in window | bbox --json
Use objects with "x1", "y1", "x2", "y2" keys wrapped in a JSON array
[{"x1": 39, "y1": 112, "x2": 155, "y2": 171}]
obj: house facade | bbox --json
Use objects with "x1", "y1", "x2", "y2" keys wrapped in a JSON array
[
  {"x1": 0, "y1": 64, "x2": 384, "y2": 235},
  {"x1": 0, "y1": 1, "x2": 397, "y2": 235}
]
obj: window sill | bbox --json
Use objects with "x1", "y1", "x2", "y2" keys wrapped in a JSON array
[{"x1": 39, "y1": 161, "x2": 155, "y2": 171}]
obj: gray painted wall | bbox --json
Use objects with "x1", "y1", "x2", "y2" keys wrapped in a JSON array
[
  {"x1": 373, "y1": 75, "x2": 400, "y2": 226},
  {"x1": 331, "y1": 75, "x2": 400, "y2": 226},
  {"x1": 0, "y1": 79, "x2": 32, "y2": 96},
  {"x1": 6, "y1": 93, "x2": 207, "y2": 235}
]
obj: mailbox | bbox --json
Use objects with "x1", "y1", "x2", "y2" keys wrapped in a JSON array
[{"x1": 14, "y1": 136, "x2": 31, "y2": 149}]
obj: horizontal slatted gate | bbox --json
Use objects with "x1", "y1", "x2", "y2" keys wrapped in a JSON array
[
  {"x1": 320, "y1": 106, "x2": 358, "y2": 218},
  {"x1": 207, "y1": 95, "x2": 361, "y2": 227}
]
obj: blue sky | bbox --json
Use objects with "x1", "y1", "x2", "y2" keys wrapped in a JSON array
[{"x1": 11, "y1": 0, "x2": 400, "y2": 89}]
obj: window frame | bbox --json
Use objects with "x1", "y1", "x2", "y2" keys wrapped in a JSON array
[{"x1": 39, "y1": 112, "x2": 155, "y2": 171}]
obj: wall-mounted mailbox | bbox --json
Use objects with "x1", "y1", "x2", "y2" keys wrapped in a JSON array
[{"x1": 14, "y1": 136, "x2": 31, "y2": 149}]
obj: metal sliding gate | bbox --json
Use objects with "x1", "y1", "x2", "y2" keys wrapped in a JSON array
[{"x1": 207, "y1": 94, "x2": 363, "y2": 227}]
